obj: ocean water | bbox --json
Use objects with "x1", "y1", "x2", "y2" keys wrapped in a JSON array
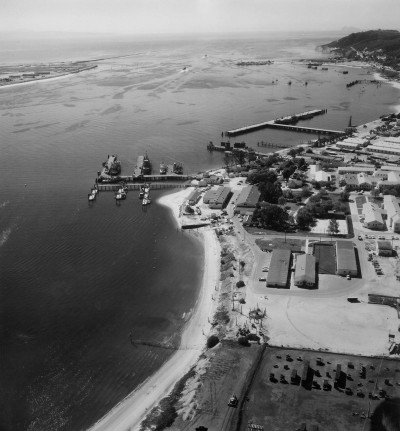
[{"x1": 0, "y1": 32, "x2": 399, "y2": 431}]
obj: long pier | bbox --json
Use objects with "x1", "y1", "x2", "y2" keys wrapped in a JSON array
[
  {"x1": 96, "y1": 182, "x2": 188, "y2": 192},
  {"x1": 226, "y1": 120, "x2": 344, "y2": 137}
]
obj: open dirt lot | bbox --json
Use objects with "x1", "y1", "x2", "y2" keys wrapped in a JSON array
[
  {"x1": 241, "y1": 347, "x2": 400, "y2": 431},
  {"x1": 313, "y1": 242, "x2": 336, "y2": 274}
]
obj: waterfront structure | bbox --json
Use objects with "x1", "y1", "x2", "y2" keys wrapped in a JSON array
[
  {"x1": 336, "y1": 241, "x2": 358, "y2": 277},
  {"x1": 383, "y1": 195, "x2": 400, "y2": 233},
  {"x1": 203, "y1": 186, "x2": 231, "y2": 209},
  {"x1": 266, "y1": 249, "x2": 291, "y2": 288},
  {"x1": 362, "y1": 202, "x2": 385, "y2": 230},
  {"x1": 294, "y1": 254, "x2": 316, "y2": 288}
]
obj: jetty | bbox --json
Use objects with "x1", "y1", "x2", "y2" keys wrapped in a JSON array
[{"x1": 225, "y1": 109, "x2": 345, "y2": 137}]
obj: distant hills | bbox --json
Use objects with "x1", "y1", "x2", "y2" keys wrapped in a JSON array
[{"x1": 321, "y1": 29, "x2": 400, "y2": 71}]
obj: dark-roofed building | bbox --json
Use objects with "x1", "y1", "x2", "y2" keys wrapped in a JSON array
[
  {"x1": 203, "y1": 186, "x2": 231, "y2": 209},
  {"x1": 336, "y1": 240, "x2": 358, "y2": 277},
  {"x1": 377, "y1": 240, "x2": 393, "y2": 256},
  {"x1": 187, "y1": 188, "x2": 203, "y2": 206},
  {"x1": 294, "y1": 254, "x2": 316, "y2": 288},
  {"x1": 266, "y1": 249, "x2": 291, "y2": 288},
  {"x1": 235, "y1": 185, "x2": 261, "y2": 209}
]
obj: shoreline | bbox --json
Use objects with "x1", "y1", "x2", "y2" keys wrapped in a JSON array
[
  {"x1": 88, "y1": 188, "x2": 220, "y2": 431},
  {"x1": 0, "y1": 66, "x2": 97, "y2": 90}
]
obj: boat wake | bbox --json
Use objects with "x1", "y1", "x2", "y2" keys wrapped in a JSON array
[{"x1": 0, "y1": 200, "x2": 9, "y2": 208}]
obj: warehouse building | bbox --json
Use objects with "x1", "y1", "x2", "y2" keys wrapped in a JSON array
[
  {"x1": 294, "y1": 254, "x2": 316, "y2": 288},
  {"x1": 187, "y1": 188, "x2": 203, "y2": 206},
  {"x1": 336, "y1": 240, "x2": 358, "y2": 277},
  {"x1": 266, "y1": 249, "x2": 291, "y2": 288},
  {"x1": 235, "y1": 185, "x2": 261, "y2": 209},
  {"x1": 203, "y1": 186, "x2": 231, "y2": 209}
]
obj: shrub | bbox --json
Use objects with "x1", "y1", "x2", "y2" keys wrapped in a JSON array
[
  {"x1": 239, "y1": 298, "x2": 246, "y2": 304},
  {"x1": 247, "y1": 333, "x2": 260, "y2": 342},
  {"x1": 206, "y1": 335, "x2": 220, "y2": 349},
  {"x1": 238, "y1": 337, "x2": 250, "y2": 347},
  {"x1": 236, "y1": 280, "x2": 245, "y2": 288}
]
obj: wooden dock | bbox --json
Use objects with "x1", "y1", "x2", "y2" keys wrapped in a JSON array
[
  {"x1": 226, "y1": 120, "x2": 344, "y2": 137},
  {"x1": 96, "y1": 181, "x2": 189, "y2": 192}
]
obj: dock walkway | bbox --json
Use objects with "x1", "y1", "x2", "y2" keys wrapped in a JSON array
[{"x1": 226, "y1": 120, "x2": 344, "y2": 137}]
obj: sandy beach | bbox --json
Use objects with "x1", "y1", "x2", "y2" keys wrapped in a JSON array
[{"x1": 88, "y1": 188, "x2": 220, "y2": 431}]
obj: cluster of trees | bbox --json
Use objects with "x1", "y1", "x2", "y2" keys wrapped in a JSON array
[
  {"x1": 248, "y1": 169, "x2": 283, "y2": 204},
  {"x1": 252, "y1": 204, "x2": 290, "y2": 231}
]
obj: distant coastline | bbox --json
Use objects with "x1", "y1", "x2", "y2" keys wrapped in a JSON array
[{"x1": 0, "y1": 62, "x2": 97, "y2": 89}]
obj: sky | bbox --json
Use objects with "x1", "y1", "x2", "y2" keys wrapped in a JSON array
[{"x1": 1, "y1": 0, "x2": 400, "y2": 36}]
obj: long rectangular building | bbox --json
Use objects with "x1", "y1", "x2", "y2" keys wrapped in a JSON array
[
  {"x1": 266, "y1": 249, "x2": 291, "y2": 288},
  {"x1": 336, "y1": 240, "x2": 358, "y2": 277},
  {"x1": 294, "y1": 254, "x2": 316, "y2": 288}
]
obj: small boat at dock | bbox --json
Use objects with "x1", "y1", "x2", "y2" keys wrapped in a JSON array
[
  {"x1": 160, "y1": 161, "x2": 168, "y2": 175},
  {"x1": 115, "y1": 192, "x2": 127, "y2": 200}
]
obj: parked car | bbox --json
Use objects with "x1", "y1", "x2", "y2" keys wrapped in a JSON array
[
  {"x1": 358, "y1": 235, "x2": 363, "y2": 240},
  {"x1": 347, "y1": 275, "x2": 351, "y2": 280}
]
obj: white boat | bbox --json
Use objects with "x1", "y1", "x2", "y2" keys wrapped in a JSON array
[
  {"x1": 115, "y1": 191, "x2": 127, "y2": 200},
  {"x1": 142, "y1": 197, "x2": 151, "y2": 205},
  {"x1": 88, "y1": 193, "x2": 96, "y2": 201}
]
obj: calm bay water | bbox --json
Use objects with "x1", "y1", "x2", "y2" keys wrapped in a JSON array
[{"x1": 0, "y1": 32, "x2": 399, "y2": 431}]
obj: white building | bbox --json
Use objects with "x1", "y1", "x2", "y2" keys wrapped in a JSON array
[
  {"x1": 362, "y1": 202, "x2": 385, "y2": 230},
  {"x1": 383, "y1": 195, "x2": 400, "y2": 233}
]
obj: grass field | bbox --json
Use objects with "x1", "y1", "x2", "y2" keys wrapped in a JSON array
[
  {"x1": 241, "y1": 347, "x2": 400, "y2": 431},
  {"x1": 255, "y1": 237, "x2": 305, "y2": 253},
  {"x1": 313, "y1": 242, "x2": 336, "y2": 274}
]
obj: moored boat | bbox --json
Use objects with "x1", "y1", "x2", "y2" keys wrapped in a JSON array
[
  {"x1": 160, "y1": 161, "x2": 168, "y2": 175},
  {"x1": 142, "y1": 153, "x2": 152, "y2": 175}
]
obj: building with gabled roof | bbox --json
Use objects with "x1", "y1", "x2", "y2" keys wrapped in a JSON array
[
  {"x1": 235, "y1": 185, "x2": 261, "y2": 208},
  {"x1": 384, "y1": 195, "x2": 400, "y2": 233},
  {"x1": 362, "y1": 202, "x2": 385, "y2": 230},
  {"x1": 266, "y1": 249, "x2": 291, "y2": 288},
  {"x1": 377, "y1": 240, "x2": 393, "y2": 256},
  {"x1": 336, "y1": 240, "x2": 358, "y2": 277},
  {"x1": 294, "y1": 254, "x2": 316, "y2": 288}
]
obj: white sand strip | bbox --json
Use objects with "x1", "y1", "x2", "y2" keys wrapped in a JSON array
[{"x1": 88, "y1": 188, "x2": 220, "y2": 431}]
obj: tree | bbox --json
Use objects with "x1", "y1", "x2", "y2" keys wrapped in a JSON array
[
  {"x1": 258, "y1": 180, "x2": 283, "y2": 204},
  {"x1": 278, "y1": 196, "x2": 287, "y2": 206},
  {"x1": 296, "y1": 207, "x2": 316, "y2": 230},
  {"x1": 253, "y1": 205, "x2": 289, "y2": 231},
  {"x1": 340, "y1": 191, "x2": 350, "y2": 202},
  {"x1": 328, "y1": 218, "x2": 340, "y2": 236},
  {"x1": 232, "y1": 148, "x2": 246, "y2": 166},
  {"x1": 339, "y1": 178, "x2": 347, "y2": 187}
]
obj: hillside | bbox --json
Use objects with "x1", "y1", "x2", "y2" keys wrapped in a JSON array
[{"x1": 321, "y1": 29, "x2": 400, "y2": 70}]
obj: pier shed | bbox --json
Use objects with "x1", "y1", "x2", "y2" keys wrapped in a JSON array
[
  {"x1": 336, "y1": 240, "x2": 358, "y2": 277},
  {"x1": 266, "y1": 249, "x2": 291, "y2": 288}
]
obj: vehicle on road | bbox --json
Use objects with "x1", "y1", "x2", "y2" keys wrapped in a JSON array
[
  {"x1": 358, "y1": 235, "x2": 363, "y2": 240},
  {"x1": 228, "y1": 394, "x2": 238, "y2": 408},
  {"x1": 346, "y1": 275, "x2": 351, "y2": 280}
]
